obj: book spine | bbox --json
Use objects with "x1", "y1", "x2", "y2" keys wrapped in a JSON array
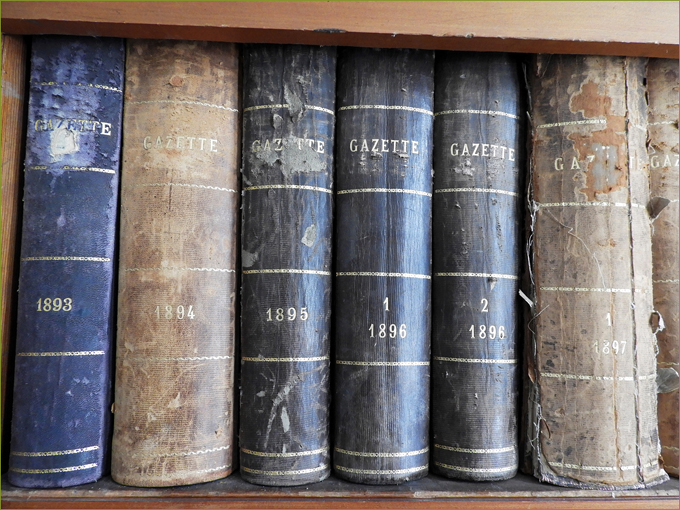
[
  {"x1": 239, "y1": 44, "x2": 336, "y2": 486},
  {"x1": 431, "y1": 52, "x2": 523, "y2": 481},
  {"x1": 111, "y1": 40, "x2": 240, "y2": 487},
  {"x1": 8, "y1": 35, "x2": 124, "y2": 488},
  {"x1": 647, "y1": 58, "x2": 679, "y2": 479},
  {"x1": 527, "y1": 54, "x2": 667, "y2": 489},
  {"x1": 333, "y1": 47, "x2": 433, "y2": 485}
]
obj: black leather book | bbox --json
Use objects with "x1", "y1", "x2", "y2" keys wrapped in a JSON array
[
  {"x1": 430, "y1": 52, "x2": 523, "y2": 481},
  {"x1": 240, "y1": 44, "x2": 336, "y2": 486},
  {"x1": 333, "y1": 47, "x2": 434, "y2": 485},
  {"x1": 8, "y1": 35, "x2": 124, "y2": 488}
]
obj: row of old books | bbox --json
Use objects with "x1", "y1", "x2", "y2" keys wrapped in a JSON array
[{"x1": 4, "y1": 35, "x2": 678, "y2": 490}]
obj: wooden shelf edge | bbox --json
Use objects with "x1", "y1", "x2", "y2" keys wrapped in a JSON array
[
  {"x1": 1, "y1": 1, "x2": 678, "y2": 58},
  {"x1": 2, "y1": 474, "x2": 678, "y2": 509}
]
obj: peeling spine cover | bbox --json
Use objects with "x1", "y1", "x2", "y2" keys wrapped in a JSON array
[
  {"x1": 333, "y1": 47, "x2": 433, "y2": 485},
  {"x1": 239, "y1": 44, "x2": 336, "y2": 486},
  {"x1": 526, "y1": 54, "x2": 668, "y2": 489},
  {"x1": 9, "y1": 35, "x2": 124, "y2": 488},
  {"x1": 112, "y1": 40, "x2": 239, "y2": 487}
]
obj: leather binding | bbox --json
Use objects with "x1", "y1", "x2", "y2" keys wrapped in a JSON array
[
  {"x1": 8, "y1": 35, "x2": 124, "y2": 488},
  {"x1": 647, "y1": 58, "x2": 679, "y2": 478},
  {"x1": 239, "y1": 44, "x2": 336, "y2": 486},
  {"x1": 526, "y1": 54, "x2": 668, "y2": 489},
  {"x1": 333, "y1": 47, "x2": 434, "y2": 485},
  {"x1": 431, "y1": 52, "x2": 523, "y2": 481},
  {"x1": 112, "y1": 40, "x2": 239, "y2": 487}
]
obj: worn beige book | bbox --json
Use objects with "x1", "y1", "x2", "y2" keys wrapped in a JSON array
[
  {"x1": 111, "y1": 40, "x2": 239, "y2": 487},
  {"x1": 525, "y1": 54, "x2": 667, "y2": 489}
]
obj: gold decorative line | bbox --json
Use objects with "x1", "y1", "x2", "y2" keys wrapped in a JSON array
[
  {"x1": 657, "y1": 362, "x2": 679, "y2": 368},
  {"x1": 22, "y1": 256, "x2": 110, "y2": 262},
  {"x1": 244, "y1": 185, "x2": 332, "y2": 194},
  {"x1": 128, "y1": 445, "x2": 230, "y2": 458},
  {"x1": 338, "y1": 104, "x2": 433, "y2": 116},
  {"x1": 17, "y1": 351, "x2": 105, "y2": 357},
  {"x1": 242, "y1": 356, "x2": 329, "y2": 363},
  {"x1": 124, "y1": 356, "x2": 232, "y2": 361},
  {"x1": 10, "y1": 463, "x2": 98, "y2": 474},
  {"x1": 336, "y1": 271, "x2": 431, "y2": 280},
  {"x1": 433, "y1": 357, "x2": 517, "y2": 364},
  {"x1": 548, "y1": 461, "x2": 656, "y2": 472},
  {"x1": 124, "y1": 267, "x2": 235, "y2": 272},
  {"x1": 337, "y1": 188, "x2": 432, "y2": 197},
  {"x1": 540, "y1": 286, "x2": 644, "y2": 293},
  {"x1": 435, "y1": 461, "x2": 516, "y2": 473},
  {"x1": 654, "y1": 279, "x2": 679, "y2": 284},
  {"x1": 434, "y1": 108, "x2": 520, "y2": 120},
  {"x1": 334, "y1": 464, "x2": 428, "y2": 475},
  {"x1": 649, "y1": 121, "x2": 677, "y2": 126},
  {"x1": 32, "y1": 81, "x2": 122, "y2": 93},
  {"x1": 242, "y1": 269, "x2": 331, "y2": 276},
  {"x1": 124, "y1": 182, "x2": 237, "y2": 193},
  {"x1": 536, "y1": 201, "x2": 645, "y2": 209},
  {"x1": 435, "y1": 187, "x2": 519, "y2": 197},
  {"x1": 336, "y1": 360, "x2": 429, "y2": 367},
  {"x1": 536, "y1": 119, "x2": 606, "y2": 129},
  {"x1": 335, "y1": 447, "x2": 428, "y2": 458},
  {"x1": 540, "y1": 372, "x2": 656, "y2": 382},
  {"x1": 194, "y1": 464, "x2": 232, "y2": 475},
  {"x1": 435, "y1": 272, "x2": 518, "y2": 280},
  {"x1": 435, "y1": 444, "x2": 515, "y2": 454},
  {"x1": 241, "y1": 464, "x2": 329, "y2": 476},
  {"x1": 127, "y1": 99, "x2": 238, "y2": 112},
  {"x1": 662, "y1": 446, "x2": 680, "y2": 453},
  {"x1": 241, "y1": 447, "x2": 327, "y2": 458},
  {"x1": 11, "y1": 446, "x2": 99, "y2": 457},
  {"x1": 243, "y1": 103, "x2": 334, "y2": 116},
  {"x1": 26, "y1": 165, "x2": 116, "y2": 174}
]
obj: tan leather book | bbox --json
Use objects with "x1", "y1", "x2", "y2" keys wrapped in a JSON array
[
  {"x1": 647, "y1": 58, "x2": 679, "y2": 479},
  {"x1": 111, "y1": 40, "x2": 239, "y2": 487},
  {"x1": 526, "y1": 54, "x2": 667, "y2": 489}
]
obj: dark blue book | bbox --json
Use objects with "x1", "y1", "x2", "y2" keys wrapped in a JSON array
[
  {"x1": 333, "y1": 47, "x2": 434, "y2": 485},
  {"x1": 8, "y1": 35, "x2": 124, "y2": 488},
  {"x1": 239, "y1": 44, "x2": 336, "y2": 486}
]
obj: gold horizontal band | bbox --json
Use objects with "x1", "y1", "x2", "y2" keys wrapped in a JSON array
[
  {"x1": 194, "y1": 464, "x2": 232, "y2": 475},
  {"x1": 22, "y1": 256, "x2": 110, "y2": 262},
  {"x1": 242, "y1": 269, "x2": 331, "y2": 276},
  {"x1": 336, "y1": 360, "x2": 428, "y2": 366},
  {"x1": 124, "y1": 182, "x2": 237, "y2": 193},
  {"x1": 123, "y1": 356, "x2": 232, "y2": 361},
  {"x1": 243, "y1": 103, "x2": 334, "y2": 116},
  {"x1": 241, "y1": 464, "x2": 329, "y2": 476},
  {"x1": 338, "y1": 104, "x2": 433, "y2": 116},
  {"x1": 536, "y1": 119, "x2": 606, "y2": 129},
  {"x1": 124, "y1": 267, "x2": 235, "y2": 272},
  {"x1": 540, "y1": 372, "x2": 656, "y2": 382},
  {"x1": 241, "y1": 447, "x2": 327, "y2": 458},
  {"x1": 335, "y1": 447, "x2": 428, "y2": 458},
  {"x1": 654, "y1": 279, "x2": 679, "y2": 284},
  {"x1": 435, "y1": 187, "x2": 519, "y2": 197},
  {"x1": 662, "y1": 446, "x2": 680, "y2": 453},
  {"x1": 11, "y1": 446, "x2": 99, "y2": 457},
  {"x1": 336, "y1": 271, "x2": 430, "y2": 279},
  {"x1": 536, "y1": 201, "x2": 645, "y2": 209},
  {"x1": 435, "y1": 461, "x2": 516, "y2": 473},
  {"x1": 334, "y1": 464, "x2": 428, "y2": 476},
  {"x1": 127, "y1": 445, "x2": 230, "y2": 459},
  {"x1": 435, "y1": 272, "x2": 518, "y2": 280},
  {"x1": 26, "y1": 165, "x2": 116, "y2": 174},
  {"x1": 435, "y1": 444, "x2": 515, "y2": 454},
  {"x1": 337, "y1": 188, "x2": 431, "y2": 197},
  {"x1": 548, "y1": 460, "x2": 658, "y2": 472},
  {"x1": 540, "y1": 286, "x2": 643, "y2": 293},
  {"x1": 32, "y1": 81, "x2": 121, "y2": 93},
  {"x1": 434, "y1": 357, "x2": 517, "y2": 364},
  {"x1": 127, "y1": 99, "x2": 237, "y2": 112},
  {"x1": 244, "y1": 184, "x2": 332, "y2": 194},
  {"x1": 434, "y1": 108, "x2": 520, "y2": 120},
  {"x1": 10, "y1": 463, "x2": 97, "y2": 474},
  {"x1": 242, "y1": 356, "x2": 329, "y2": 362},
  {"x1": 17, "y1": 351, "x2": 105, "y2": 357}
]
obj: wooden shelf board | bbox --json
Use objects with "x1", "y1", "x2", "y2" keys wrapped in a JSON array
[
  {"x1": 1, "y1": 1, "x2": 678, "y2": 58},
  {"x1": 2, "y1": 473, "x2": 678, "y2": 509}
]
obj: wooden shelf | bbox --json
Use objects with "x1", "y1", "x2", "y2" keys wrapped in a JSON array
[{"x1": 2, "y1": 473, "x2": 678, "y2": 509}]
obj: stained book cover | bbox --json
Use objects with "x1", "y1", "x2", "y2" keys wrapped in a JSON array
[
  {"x1": 431, "y1": 52, "x2": 523, "y2": 481},
  {"x1": 112, "y1": 40, "x2": 240, "y2": 487},
  {"x1": 8, "y1": 35, "x2": 124, "y2": 488},
  {"x1": 333, "y1": 47, "x2": 434, "y2": 485},
  {"x1": 239, "y1": 44, "x2": 336, "y2": 486},
  {"x1": 647, "y1": 58, "x2": 679, "y2": 478},
  {"x1": 525, "y1": 54, "x2": 667, "y2": 489}
]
